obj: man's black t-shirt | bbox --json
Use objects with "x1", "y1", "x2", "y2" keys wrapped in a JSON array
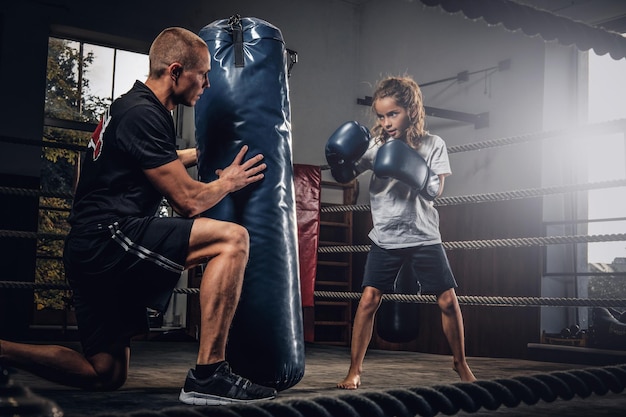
[{"x1": 69, "y1": 81, "x2": 178, "y2": 227}]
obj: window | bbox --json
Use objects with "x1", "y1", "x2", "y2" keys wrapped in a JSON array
[
  {"x1": 584, "y1": 51, "x2": 626, "y2": 305},
  {"x1": 37, "y1": 36, "x2": 148, "y2": 318},
  {"x1": 586, "y1": 51, "x2": 626, "y2": 266},
  {"x1": 541, "y1": 49, "x2": 626, "y2": 341}
]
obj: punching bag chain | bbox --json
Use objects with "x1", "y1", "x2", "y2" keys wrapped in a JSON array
[{"x1": 228, "y1": 14, "x2": 245, "y2": 68}]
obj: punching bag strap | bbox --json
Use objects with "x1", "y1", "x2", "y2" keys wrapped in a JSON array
[{"x1": 228, "y1": 14, "x2": 245, "y2": 68}]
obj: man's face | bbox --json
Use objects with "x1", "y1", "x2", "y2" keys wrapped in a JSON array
[{"x1": 175, "y1": 47, "x2": 211, "y2": 107}]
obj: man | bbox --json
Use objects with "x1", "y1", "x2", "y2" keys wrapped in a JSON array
[{"x1": 0, "y1": 27, "x2": 276, "y2": 405}]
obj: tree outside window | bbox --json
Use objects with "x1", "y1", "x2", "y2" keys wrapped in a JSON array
[{"x1": 37, "y1": 37, "x2": 147, "y2": 316}]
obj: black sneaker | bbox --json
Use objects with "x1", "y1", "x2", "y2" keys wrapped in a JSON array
[{"x1": 179, "y1": 362, "x2": 277, "y2": 405}]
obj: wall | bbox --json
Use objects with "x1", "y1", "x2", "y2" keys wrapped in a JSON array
[{"x1": 352, "y1": 0, "x2": 555, "y2": 201}]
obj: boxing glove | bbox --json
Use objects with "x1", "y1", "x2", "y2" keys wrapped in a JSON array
[
  {"x1": 373, "y1": 139, "x2": 441, "y2": 200},
  {"x1": 325, "y1": 121, "x2": 370, "y2": 183}
]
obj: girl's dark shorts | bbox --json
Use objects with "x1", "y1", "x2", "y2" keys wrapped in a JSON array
[
  {"x1": 63, "y1": 216, "x2": 194, "y2": 357},
  {"x1": 362, "y1": 243, "x2": 457, "y2": 294}
]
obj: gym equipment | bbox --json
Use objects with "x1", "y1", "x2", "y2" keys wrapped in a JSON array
[
  {"x1": 373, "y1": 139, "x2": 440, "y2": 200},
  {"x1": 376, "y1": 262, "x2": 421, "y2": 343},
  {"x1": 195, "y1": 15, "x2": 304, "y2": 390},
  {"x1": 325, "y1": 121, "x2": 370, "y2": 183}
]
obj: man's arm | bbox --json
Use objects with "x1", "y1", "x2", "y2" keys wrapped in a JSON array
[
  {"x1": 176, "y1": 148, "x2": 198, "y2": 168},
  {"x1": 145, "y1": 145, "x2": 265, "y2": 218}
]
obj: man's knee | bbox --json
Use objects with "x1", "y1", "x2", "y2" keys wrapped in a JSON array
[
  {"x1": 87, "y1": 350, "x2": 129, "y2": 391},
  {"x1": 93, "y1": 372, "x2": 127, "y2": 391},
  {"x1": 222, "y1": 222, "x2": 249, "y2": 257}
]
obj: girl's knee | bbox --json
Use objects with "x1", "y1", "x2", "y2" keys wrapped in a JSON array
[
  {"x1": 437, "y1": 289, "x2": 458, "y2": 312},
  {"x1": 359, "y1": 287, "x2": 383, "y2": 312}
]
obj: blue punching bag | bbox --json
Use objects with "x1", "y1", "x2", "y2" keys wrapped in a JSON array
[
  {"x1": 376, "y1": 262, "x2": 421, "y2": 343},
  {"x1": 195, "y1": 15, "x2": 304, "y2": 390}
]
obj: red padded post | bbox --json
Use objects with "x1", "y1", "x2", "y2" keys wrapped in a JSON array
[{"x1": 293, "y1": 164, "x2": 321, "y2": 309}]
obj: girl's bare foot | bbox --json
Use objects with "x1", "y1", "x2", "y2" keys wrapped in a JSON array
[
  {"x1": 453, "y1": 361, "x2": 477, "y2": 382},
  {"x1": 337, "y1": 373, "x2": 361, "y2": 389}
]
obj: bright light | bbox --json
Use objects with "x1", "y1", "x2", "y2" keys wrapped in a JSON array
[
  {"x1": 587, "y1": 52, "x2": 626, "y2": 264},
  {"x1": 84, "y1": 44, "x2": 149, "y2": 102},
  {"x1": 114, "y1": 50, "x2": 149, "y2": 99}
]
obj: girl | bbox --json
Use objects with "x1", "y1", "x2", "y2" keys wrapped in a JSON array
[{"x1": 337, "y1": 76, "x2": 476, "y2": 389}]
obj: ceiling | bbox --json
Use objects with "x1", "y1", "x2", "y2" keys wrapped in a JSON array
[
  {"x1": 509, "y1": 0, "x2": 626, "y2": 32},
  {"x1": 404, "y1": 0, "x2": 626, "y2": 59},
  {"x1": 349, "y1": 1, "x2": 626, "y2": 32}
]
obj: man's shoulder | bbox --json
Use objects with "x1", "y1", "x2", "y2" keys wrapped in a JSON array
[
  {"x1": 112, "y1": 82, "x2": 161, "y2": 112},
  {"x1": 111, "y1": 97, "x2": 167, "y2": 130}
]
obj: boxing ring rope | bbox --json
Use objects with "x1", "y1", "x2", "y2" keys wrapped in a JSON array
[
  {"x1": 318, "y1": 233, "x2": 626, "y2": 253},
  {"x1": 0, "y1": 186, "x2": 74, "y2": 200},
  {"x1": 83, "y1": 364, "x2": 626, "y2": 417},
  {"x1": 1, "y1": 281, "x2": 625, "y2": 309},
  {"x1": 445, "y1": 118, "x2": 626, "y2": 154},
  {"x1": 314, "y1": 291, "x2": 626, "y2": 308},
  {"x1": 3, "y1": 229, "x2": 625, "y2": 255},
  {"x1": 7, "y1": 120, "x2": 624, "y2": 149},
  {"x1": 1, "y1": 358, "x2": 624, "y2": 417},
  {"x1": 6, "y1": 175, "x2": 624, "y2": 206},
  {"x1": 321, "y1": 178, "x2": 626, "y2": 211},
  {"x1": 319, "y1": 118, "x2": 626, "y2": 171},
  {"x1": 2, "y1": 178, "x2": 625, "y2": 243},
  {"x1": 2, "y1": 230, "x2": 625, "y2": 253}
]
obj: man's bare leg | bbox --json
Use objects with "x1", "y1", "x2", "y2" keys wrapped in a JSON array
[
  {"x1": 438, "y1": 288, "x2": 476, "y2": 382},
  {"x1": 184, "y1": 218, "x2": 249, "y2": 365},
  {"x1": 0, "y1": 339, "x2": 129, "y2": 390},
  {"x1": 337, "y1": 286, "x2": 382, "y2": 390}
]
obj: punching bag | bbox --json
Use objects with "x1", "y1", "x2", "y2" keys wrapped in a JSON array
[
  {"x1": 376, "y1": 262, "x2": 421, "y2": 343},
  {"x1": 195, "y1": 15, "x2": 304, "y2": 391}
]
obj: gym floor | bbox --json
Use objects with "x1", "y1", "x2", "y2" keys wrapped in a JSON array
[{"x1": 6, "y1": 340, "x2": 626, "y2": 417}]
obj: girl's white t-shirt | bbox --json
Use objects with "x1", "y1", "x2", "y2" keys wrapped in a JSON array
[{"x1": 355, "y1": 134, "x2": 451, "y2": 249}]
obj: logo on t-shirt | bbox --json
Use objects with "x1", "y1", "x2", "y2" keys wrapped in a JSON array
[{"x1": 88, "y1": 111, "x2": 111, "y2": 161}]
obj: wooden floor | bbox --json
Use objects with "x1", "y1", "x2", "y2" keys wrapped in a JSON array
[{"x1": 5, "y1": 340, "x2": 626, "y2": 417}]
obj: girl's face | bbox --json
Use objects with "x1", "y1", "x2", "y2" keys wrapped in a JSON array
[{"x1": 374, "y1": 96, "x2": 411, "y2": 141}]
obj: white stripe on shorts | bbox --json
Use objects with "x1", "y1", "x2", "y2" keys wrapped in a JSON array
[{"x1": 108, "y1": 222, "x2": 184, "y2": 274}]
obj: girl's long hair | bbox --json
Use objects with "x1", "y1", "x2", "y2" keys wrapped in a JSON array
[{"x1": 370, "y1": 76, "x2": 427, "y2": 149}]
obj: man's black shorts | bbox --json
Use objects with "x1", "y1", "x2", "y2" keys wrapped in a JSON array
[{"x1": 63, "y1": 216, "x2": 194, "y2": 356}]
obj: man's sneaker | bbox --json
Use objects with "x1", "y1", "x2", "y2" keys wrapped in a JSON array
[{"x1": 179, "y1": 362, "x2": 277, "y2": 405}]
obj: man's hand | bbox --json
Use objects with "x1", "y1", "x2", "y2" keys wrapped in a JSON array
[
  {"x1": 215, "y1": 145, "x2": 266, "y2": 193},
  {"x1": 145, "y1": 145, "x2": 265, "y2": 218}
]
